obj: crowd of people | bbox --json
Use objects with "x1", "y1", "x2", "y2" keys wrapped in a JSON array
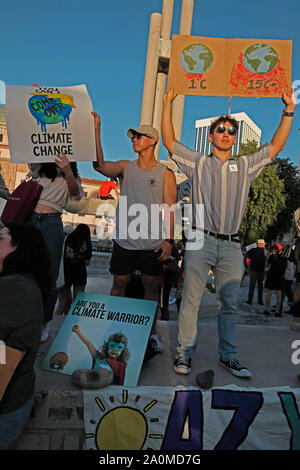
[
  {"x1": 0, "y1": 86, "x2": 298, "y2": 449},
  {"x1": 245, "y1": 239, "x2": 295, "y2": 316}
]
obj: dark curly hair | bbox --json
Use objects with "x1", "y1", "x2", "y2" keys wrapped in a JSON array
[
  {"x1": 100, "y1": 332, "x2": 130, "y2": 365},
  {"x1": 38, "y1": 162, "x2": 78, "y2": 181},
  {"x1": 1, "y1": 221, "x2": 52, "y2": 300},
  {"x1": 209, "y1": 114, "x2": 239, "y2": 135}
]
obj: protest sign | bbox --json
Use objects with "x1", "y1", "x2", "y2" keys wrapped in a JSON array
[
  {"x1": 168, "y1": 35, "x2": 292, "y2": 97},
  {"x1": 5, "y1": 84, "x2": 96, "y2": 163},
  {"x1": 41, "y1": 292, "x2": 156, "y2": 387},
  {"x1": 83, "y1": 384, "x2": 300, "y2": 451}
]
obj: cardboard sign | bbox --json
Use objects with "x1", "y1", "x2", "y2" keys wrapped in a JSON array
[
  {"x1": 168, "y1": 35, "x2": 292, "y2": 97},
  {"x1": 0, "y1": 346, "x2": 24, "y2": 400},
  {"x1": 41, "y1": 292, "x2": 156, "y2": 387},
  {"x1": 5, "y1": 84, "x2": 96, "y2": 163}
]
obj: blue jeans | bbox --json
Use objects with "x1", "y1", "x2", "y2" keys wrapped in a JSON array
[
  {"x1": 29, "y1": 212, "x2": 64, "y2": 322},
  {"x1": 177, "y1": 235, "x2": 243, "y2": 361},
  {"x1": 0, "y1": 395, "x2": 34, "y2": 450}
]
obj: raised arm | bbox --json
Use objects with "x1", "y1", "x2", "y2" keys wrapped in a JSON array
[
  {"x1": 164, "y1": 167, "x2": 177, "y2": 239},
  {"x1": 72, "y1": 325, "x2": 96, "y2": 358},
  {"x1": 269, "y1": 87, "x2": 296, "y2": 160},
  {"x1": 91, "y1": 112, "x2": 127, "y2": 178},
  {"x1": 161, "y1": 88, "x2": 177, "y2": 155},
  {"x1": 154, "y1": 168, "x2": 177, "y2": 261}
]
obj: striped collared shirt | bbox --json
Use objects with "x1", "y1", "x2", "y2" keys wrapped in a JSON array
[{"x1": 172, "y1": 141, "x2": 271, "y2": 234}]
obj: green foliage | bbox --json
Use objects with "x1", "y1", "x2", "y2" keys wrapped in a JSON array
[
  {"x1": 237, "y1": 140, "x2": 286, "y2": 245},
  {"x1": 266, "y1": 157, "x2": 300, "y2": 240},
  {"x1": 239, "y1": 165, "x2": 285, "y2": 244}
]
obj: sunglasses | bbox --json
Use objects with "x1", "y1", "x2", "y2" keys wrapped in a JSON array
[
  {"x1": 131, "y1": 133, "x2": 148, "y2": 141},
  {"x1": 216, "y1": 125, "x2": 237, "y2": 136}
]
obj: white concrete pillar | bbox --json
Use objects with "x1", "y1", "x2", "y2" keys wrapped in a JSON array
[
  {"x1": 153, "y1": 72, "x2": 167, "y2": 160},
  {"x1": 140, "y1": 13, "x2": 162, "y2": 126},
  {"x1": 153, "y1": 0, "x2": 174, "y2": 160},
  {"x1": 179, "y1": 0, "x2": 194, "y2": 35},
  {"x1": 170, "y1": 0, "x2": 194, "y2": 164},
  {"x1": 161, "y1": 0, "x2": 174, "y2": 40}
]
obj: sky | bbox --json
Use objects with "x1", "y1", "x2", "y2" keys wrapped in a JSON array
[{"x1": 1, "y1": 0, "x2": 300, "y2": 179}]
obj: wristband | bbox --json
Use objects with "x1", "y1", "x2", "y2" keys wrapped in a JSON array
[
  {"x1": 165, "y1": 239, "x2": 174, "y2": 245},
  {"x1": 282, "y1": 111, "x2": 294, "y2": 117}
]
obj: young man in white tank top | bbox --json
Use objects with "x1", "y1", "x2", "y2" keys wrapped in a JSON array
[{"x1": 92, "y1": 112, "x2": 177, "y2": 355}]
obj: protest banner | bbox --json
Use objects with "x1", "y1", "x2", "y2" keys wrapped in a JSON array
[
  {"x1": 5, "y1": 84, "x2": 96, "y2": 163},
  {"x1": 83, "y1": 384, "x2": 300, "y2": 451},
  {"x1": 41, "y1": 292, "x2": 156, "y2": 387},
  {"x1": 168, "y1": 35, "x2": 292, "y2": 97}
]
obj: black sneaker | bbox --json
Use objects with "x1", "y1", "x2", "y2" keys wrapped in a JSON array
[
  {"x1": 150, "y1": 335, "x2": 164, "y2": 353},
  {"x1": 174, "y1": 354, "x2": 191, "y2": 375},
  {"x1": 219, "y1": 358, "x2": 251, "y2": 378},
  {"x1": 143, "y1": 340, "x2": 158, "y2": 363},
  {"x1": 258, "y1": 301, "x2": 264, "y2": 306},
  {"x1": 246, "y1": 300, "x2": 252, "y2": 305}
]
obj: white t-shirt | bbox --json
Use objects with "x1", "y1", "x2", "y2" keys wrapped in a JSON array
[{"x1": 28, "y1": 164, "x2": 83, "y2": 213}]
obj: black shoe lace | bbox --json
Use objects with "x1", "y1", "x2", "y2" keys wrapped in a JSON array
[{"x1": 228, "y1": 359, "x2": 242, "y2": 369}]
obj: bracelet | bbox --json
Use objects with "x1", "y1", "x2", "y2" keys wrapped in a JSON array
[
  {"x1": 282, "y1": 111, "x2": 294, "y2": 117},
  {"x1": 165, "y1": 239, "x2": 174, "y2": 245}
]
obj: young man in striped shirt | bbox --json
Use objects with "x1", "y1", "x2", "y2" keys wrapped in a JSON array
[{"x1": 162, "y1": 87, "x2": 296, "y2": 378}]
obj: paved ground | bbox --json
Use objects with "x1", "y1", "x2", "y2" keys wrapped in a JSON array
[{"x1": 35, "y1": 253, "x2": 300, "y2": 391}]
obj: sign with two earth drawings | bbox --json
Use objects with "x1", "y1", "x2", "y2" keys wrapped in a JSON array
[{"x1": 168, "y1": 35, "x2": 292, "y2": 97}]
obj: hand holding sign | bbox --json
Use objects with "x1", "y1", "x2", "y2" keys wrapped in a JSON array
[
  {"x1": 282, "y1": 86, "x2": 296, "y2": 109},
  {"x1": 54, "y1": 152, "x2": 73, "y2": 174},
  {"x1": 91, "y1": 111, "x2": 101, "y2": 130}
]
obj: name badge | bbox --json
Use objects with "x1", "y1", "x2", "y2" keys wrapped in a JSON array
[{"x1": 229, "y1": 164, "x2": 238, "y2": 172}]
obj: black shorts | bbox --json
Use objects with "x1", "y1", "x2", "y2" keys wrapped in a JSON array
[{"x1": 110, "y1": 242, "x2": 163, "y2": 276}]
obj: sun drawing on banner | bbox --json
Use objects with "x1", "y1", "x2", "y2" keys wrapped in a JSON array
[{"x1": 85, "y1": 389, "x2": 164, "y2": 450}]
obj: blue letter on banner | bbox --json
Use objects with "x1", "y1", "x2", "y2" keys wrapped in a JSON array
[{"x1": 162, "y1": 390, "x2": 203, "y2": 450}]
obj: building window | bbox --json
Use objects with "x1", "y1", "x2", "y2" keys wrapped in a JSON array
[{"x1": 0, "y1": 134, "x2": 3, "y2": 142}]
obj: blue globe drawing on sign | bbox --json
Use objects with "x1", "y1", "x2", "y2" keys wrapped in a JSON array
[
  {"x1": 180, "y1": 44, "x2": 214, "y2": 74},
  {"x1": 243, "y1": 43, "x2": 278, "y2": 74}
]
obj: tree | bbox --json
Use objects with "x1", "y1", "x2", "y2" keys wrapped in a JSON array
[
  {"x1": 266, "y1": 157, "x2": 300, "y2": 241},
  {"x1": 236, "y1": 141, "x2": 286, "y2": 245}
]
